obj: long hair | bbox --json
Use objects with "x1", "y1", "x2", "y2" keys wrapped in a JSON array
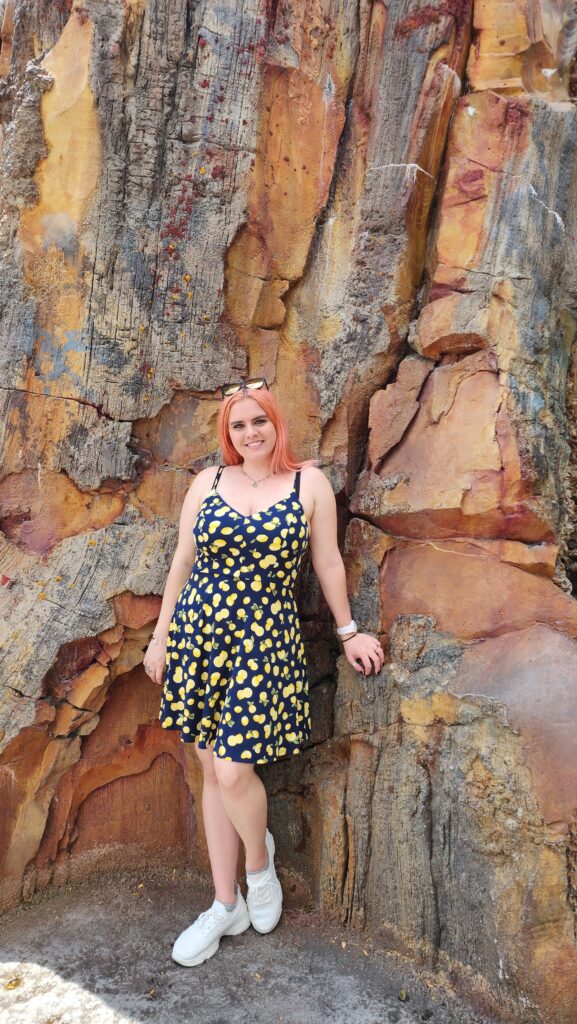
[{"x1": 217, "y1": 388, "x2": 311, "y2": 474}]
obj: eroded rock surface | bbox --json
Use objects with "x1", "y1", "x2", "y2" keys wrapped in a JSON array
[{"x1": 1, "y1": 2, "x2": 577, "y2": 1023}]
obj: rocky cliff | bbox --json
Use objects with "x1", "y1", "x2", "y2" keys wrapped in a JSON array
[{"x1": 1, "y1": 2, "x2": 577, "y2": 1021}]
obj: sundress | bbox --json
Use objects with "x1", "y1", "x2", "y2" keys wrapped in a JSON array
[{"x1": 159, "y1": 466, "x2": 311, "y2": 764}]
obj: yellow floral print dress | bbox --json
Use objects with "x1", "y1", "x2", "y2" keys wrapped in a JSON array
[{"x1": 159, "y1": 467, "x2": 311, "y2": 763}]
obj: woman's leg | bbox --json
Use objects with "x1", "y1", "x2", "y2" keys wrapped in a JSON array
[
  {"x1": 212, "y1": 758, "x2": 268, "y2": 872},
  {"x1": 194, "y1": 743, "x2": 240, "y2": 904}
]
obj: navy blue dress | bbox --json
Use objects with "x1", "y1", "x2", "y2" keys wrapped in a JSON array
[{"x1": 159, "y1": 467, "x2": 311, "y2": 763}]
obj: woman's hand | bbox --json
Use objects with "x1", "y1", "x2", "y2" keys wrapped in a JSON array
[
  {"x1": 143, "y1": 637, "x2": 167, "y2": 686},
  {"x1": 341, "y1": 632, "x2": 385, "y2": 676}
]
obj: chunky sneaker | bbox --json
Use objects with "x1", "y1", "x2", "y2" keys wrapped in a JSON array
[
  {"x1": 246, "y1": 828, "x2": 283, "y2": 934},
  {"x1": 171, "y1": 890, "x2": 250, "y2": 966}
]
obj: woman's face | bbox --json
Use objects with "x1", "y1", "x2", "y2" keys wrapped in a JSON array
[{"x1": 227, "y1": 396, "x2": 277, "y2": 462}]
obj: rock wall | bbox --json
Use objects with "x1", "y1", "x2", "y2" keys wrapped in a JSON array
[{"x1": 1, "y1": 1, "x2": 577, "y2": 1021}]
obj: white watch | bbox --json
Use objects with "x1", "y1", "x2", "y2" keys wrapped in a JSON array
[{"x1": 336, "y1": 619, "x2": 357, "y2": 636}]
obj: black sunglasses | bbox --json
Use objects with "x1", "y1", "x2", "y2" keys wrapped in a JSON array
[{"x1": 221, "y1": 377, "x2": 268, "y2": 398}]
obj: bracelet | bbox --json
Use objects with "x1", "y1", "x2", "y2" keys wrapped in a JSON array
[
  {"x1": 336, "y1": 619, "x2": 357, "y2": 636},
  {"x1": 341, "y1": 632, "x2": 358, "y2": 643},
  {"x1": 150, "y1": 634, "x2": 167, "y2": 644}
]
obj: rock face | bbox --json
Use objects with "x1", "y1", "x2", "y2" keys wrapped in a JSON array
[{"x1": 1, "y1": 2, "x2": 577, "y2": 1022}]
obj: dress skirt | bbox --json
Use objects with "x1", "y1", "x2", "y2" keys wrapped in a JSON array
[{"x1": 159, "y1": 470, "x2": 311, "y2": 764}]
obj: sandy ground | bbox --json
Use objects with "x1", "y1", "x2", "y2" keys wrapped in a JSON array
[{"x1": 0, "y1": 866, "x2": 498, "y2": 1024}]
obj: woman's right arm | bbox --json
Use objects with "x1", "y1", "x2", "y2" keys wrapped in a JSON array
[{"x1": 144, "y1": 467, "x2": 215, "y2": 685}]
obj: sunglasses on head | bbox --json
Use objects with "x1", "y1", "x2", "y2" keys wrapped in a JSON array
[{"x1": 221, "y1": 377, "x2": 268, "y2": 398}]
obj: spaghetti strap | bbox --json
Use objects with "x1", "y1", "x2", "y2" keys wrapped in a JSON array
[
  {"x1": 294, "y1": 469, "x2": 301, "y2": 497},
  {"x1": 212, "y1": 465, "x2": 224, "y2": 492}
]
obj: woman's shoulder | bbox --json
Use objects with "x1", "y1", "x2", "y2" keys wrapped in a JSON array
[
  {"x1": 187, "y1": 464, "x2": 222, "y2": 497},
  {"x1": 300, "y1": 462, "x2": 328, "y2": 479},
  {"x1": 195, "y1": 464, "x2": 222, "y2": 483},
  {"x1": 299, "y1": 463, "x2": 333, "y2": 493}
]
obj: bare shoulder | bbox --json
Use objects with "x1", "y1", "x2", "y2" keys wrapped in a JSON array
[
  {"x1": 300, "y1": 465, "x2": 336, "y2": 517},
  {"x1": 300, "y1": 464, "x2": 334, "y2": 495},
  {"x1": 189, "y1": 465, "x2": 220, "y2": 495},
  {"x1": 180, "y1": 465, "x2": 220, "y2": 521}
]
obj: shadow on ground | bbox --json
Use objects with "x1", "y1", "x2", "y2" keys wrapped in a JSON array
[{"x1": 0, "y1": 866, "x2": 498, "y2": 1024}]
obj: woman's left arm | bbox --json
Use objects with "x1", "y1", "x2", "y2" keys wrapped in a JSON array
[{"x1": 307, "y1": 469, "x2": 385, "y2": 677}]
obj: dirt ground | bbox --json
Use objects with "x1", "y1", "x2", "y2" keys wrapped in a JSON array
[{"x1": 0, "y1": 866, "x2": 499, "y2": 1024}]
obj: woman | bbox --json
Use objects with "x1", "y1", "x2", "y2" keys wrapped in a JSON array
[{"x1": 143, "y1": 378, "x2": 384, "y2": 967}]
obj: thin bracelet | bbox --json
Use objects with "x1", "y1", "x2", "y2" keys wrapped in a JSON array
[
  {"x1": 151, "y1": 634, "x2": 167, "y2": 644},
  {"x1": 341, "y1": 632, "x2": 358, "y2": 643}
]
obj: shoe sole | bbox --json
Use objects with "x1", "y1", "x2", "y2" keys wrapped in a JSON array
[{"x1": 171, "y1": 911, "x2": 251, "y2": 967}]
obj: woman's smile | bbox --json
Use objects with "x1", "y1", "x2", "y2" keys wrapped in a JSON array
[{"x1": 228, "y1": 397, "x2": 277, "y2": 460}]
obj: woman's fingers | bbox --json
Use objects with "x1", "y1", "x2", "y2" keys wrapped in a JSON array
[
  {"x1": 356, "y1": 652, "x2": 372, "y2": 675},
  {"x1": 143, "y1": 654, "x2": 165, "y2": 685},
  {"x1": 368, "y1": 651, "x2": 380, "y2": 673},
  {"x1": 344, "y1": 634, "x2": 385, "y2": 676}
]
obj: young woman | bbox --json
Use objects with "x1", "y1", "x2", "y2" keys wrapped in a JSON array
[{"x1": 143, "y1": 378, "x2": 384, "y2": 966}]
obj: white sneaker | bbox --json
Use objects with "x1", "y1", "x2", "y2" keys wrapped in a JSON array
[
  {"x1": 246, "y1": 828, "x2": 283, "y2": 934},
  {"x1": 171, "y1": 890, "x2": 250, "y2": 966}
]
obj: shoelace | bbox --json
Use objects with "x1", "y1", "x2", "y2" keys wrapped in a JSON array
[
  {"x1": 197, "y1": 907, "x2": 225, "y2": 933},
  {"x1": 250, "y1": 880, "x2": 273, "y2": 905}
]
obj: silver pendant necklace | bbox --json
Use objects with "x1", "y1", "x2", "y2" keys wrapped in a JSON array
[{"x1": 241, "y1": 466, "x2": 273, "y2": 488}]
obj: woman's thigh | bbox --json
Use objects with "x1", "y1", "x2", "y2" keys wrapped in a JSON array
[{"x1": 194, "y1": 742, "x2": 218, "y2": 781}]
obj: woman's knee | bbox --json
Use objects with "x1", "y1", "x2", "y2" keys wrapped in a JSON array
[{"x1": 213, "y1": 757, "x2": 253, "y2": 791}]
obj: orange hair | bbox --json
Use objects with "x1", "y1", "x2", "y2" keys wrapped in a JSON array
[{"x1": 217, "y1": 388, "x2": 312, "y2": 474}]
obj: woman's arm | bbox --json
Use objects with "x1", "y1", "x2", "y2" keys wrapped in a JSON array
[
  {"x1": 144, "y1": 467, "x2": 214, "y2": 685},
  {"x1": 307, "y1": 468, "x2": 384, "y2": 676}
]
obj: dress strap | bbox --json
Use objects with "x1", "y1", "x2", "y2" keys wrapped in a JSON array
[
  {"x1": 294, "y1": 469, "x2": 301, "y2": 497},
  {"x1": 212, "y1": 465, "x2": 224, "y2": 492}
]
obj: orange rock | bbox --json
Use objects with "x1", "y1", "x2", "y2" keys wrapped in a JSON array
[
  {"x1": 0, "y1": 727, "x2": 82, "y2": 911},
  {"x1": 98, "y1": 624, "x2": 124, "y2": 644},
  {"x1": 112, "y1": 593, "x2": 161, "y2": 629},
  {"x1": 410, "y1": 292, "x2": 491, "y2": 358},
  {"x1": 431, "y1": 92, "x2": 531, "y2": 277},
  {"x1": 129, "y1": 467, "x2": 192, "y2": 525},
  {"x1": 467, "y1": 0, "x2": 568, "y2": 99},
  {"x1": 51, "y1": 663, "x2": 110, "y2": 738},
  {"x1": 50, "y1": 661, "x2": 109, "y2": 708},
  {"x1": 353, "y1": 352, "x2": 553, "y2": 541},
  {"x1": 458, "y1": 537, "x2": 558, "y2": 577},
  {"x1": 0, "y1": 1, "x2": 14, "y2": 78},
  {"x1": 251, "y1": 67, "x2": 345, "y2": 282},
  {"x1": 446, "y1": 90, "x2": 531, "y2": 173},
  {"x1": 380, "y1": 540, "x2": 577, "y2": 642},
  {"x1": 367, "y1": 357, "x2": 433, "y2": 466},
  {"x1": 95, "y1": 638, "x2": 124, "y2": 666},
  {"x1": 253, "y1": 280, "x2": 289, "y2": 329},
  {"x1": 0, "y1": 470, "x2": 125, "y2": 554},
  {"x1": 454, "y1": 625, "x2": 577, "y2": 826},
  {"x1": 19, "y1": 10, "x2": 101, "y2": 402},
  {"x1": 131, "y1": 393, "x2": 219, "y2": 469},
  {"x1": 31, "y1": 669, "x2": 197, "y2": 890}
]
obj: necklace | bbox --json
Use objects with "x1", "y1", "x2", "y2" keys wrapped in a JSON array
[{"x1": 240, "y1": 465, "x2": 274, "y2": 488}]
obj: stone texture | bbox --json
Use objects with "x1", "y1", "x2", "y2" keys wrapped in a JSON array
[
  {"x1": 367, "y1": 356, "x2": 433, "y2": 467},
  {"x1": 2, "y1": 2, "x2": 577, "y2": 1023},
  {"x1": 353, "y1": 350, "x2": 557, "y2": 541}
]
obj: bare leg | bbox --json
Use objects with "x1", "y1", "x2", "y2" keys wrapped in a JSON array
[
  {"x1": 212, "y1": 758, "x2": 268, "y2": 873},
  {"x1": 194, "y1": 743, "x2": 240, "y2": 904}
]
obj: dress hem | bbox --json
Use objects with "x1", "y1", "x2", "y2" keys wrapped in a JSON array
[{"x1": 160, "y1": 720, "x2": 311, "y2": 765}]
